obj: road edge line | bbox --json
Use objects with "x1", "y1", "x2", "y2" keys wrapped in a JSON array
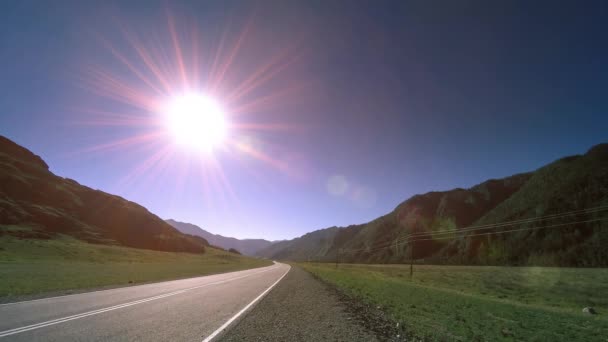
[
  {"x1": 0, "y1": 264, "x2": 276, "y2": 307},
  {"x1": 0, "y1": 266, "x2": 278, "y2": 338},
  {"x1": 201, "y1": 263, "x2": 291, "y2": 342}
]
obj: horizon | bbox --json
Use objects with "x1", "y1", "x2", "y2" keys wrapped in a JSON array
[
  {"x1": 67, "y1": 140, "x2": 608, "y2": 241},
  {"x1": 2, "y1": 1, "x2": 608, "y2": 240},
  {"x1": 57, "y1": 140, "x2": 608, "y2": 241},
  {"x1": 6, "y1": 135, "x2": 604, "y2": 241}
]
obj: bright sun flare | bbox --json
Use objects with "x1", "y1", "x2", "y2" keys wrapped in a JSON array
[{"x1": 165, "y1": 93, "x2": 227, "y2": 151}]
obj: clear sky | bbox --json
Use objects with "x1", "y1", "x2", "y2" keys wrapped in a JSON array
[{"x1": 1, "y1": 1, "x2": 607, "y2": 240}]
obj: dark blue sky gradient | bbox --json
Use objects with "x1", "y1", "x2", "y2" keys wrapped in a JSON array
[{"x1": 1, "y1": 1, "x2": 607, "y2": 239}]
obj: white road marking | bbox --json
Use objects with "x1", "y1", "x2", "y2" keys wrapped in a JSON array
[
  {"x1": 0, "y1": 265, "x2": 280, "y2": 338},
  {"x1": 201, "y1": 264, "x2": 291, "y2": 342},
  {"x1": 0, "y1": 264, "x2": 275, "y2": 307}
]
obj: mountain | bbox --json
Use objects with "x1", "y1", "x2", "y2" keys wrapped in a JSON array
[
  {"x1": 449, "y1": 143, "x2": 608, "y2": 266},
  {"x1": 254, "y1": 226, "x2": 341, "y2": 261},
  {"x1": 256, "y1": 143, "x2": 608, "y2": 267},
  {"x1": 0, "y1": 135, "x2": 208, "y2": 253},
  {"x1": 256, "y1": 172, "x2": 531, "y2": 262},
  {"x1": 166, "y1": 219, "x2": 276, "y2": 256}
]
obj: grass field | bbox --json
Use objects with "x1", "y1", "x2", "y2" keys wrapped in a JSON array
[
  {"x1": 0, "y1": 236, "x2": 272, "y2": 299},
  {"x1": 301, "y1": 263, "x2": 608, "y2": 341}
]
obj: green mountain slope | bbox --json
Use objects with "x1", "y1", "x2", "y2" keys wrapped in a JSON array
[
  {"x1": 257, "y1": 172, "x2": 531, "y2": 262},
  {"x1": 443, "y1": 143, "x2": 608, "y2": 266},
  {"x1": 257, "y1": 144, "x2": 608, "y2": 266},
  {"x1": 0, "y1": 136, "x2": 208, "y2": 253}
]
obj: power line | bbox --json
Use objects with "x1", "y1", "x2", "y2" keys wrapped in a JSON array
[
  {"x1": 406, "y1": 217, "x2": 607, "y2": 243},
  {"x1": 337, "y1": 206, "x2": 608, "y2": 255},
  {"x1": 336, "y1": 216, "x2": 607, "y2": 260},
  {"x1": 347, "y1": 205, "x2": 608, "y2": 253},
  {"x1": 404, "y1": 205, "x2": 608, "y2": 239}
]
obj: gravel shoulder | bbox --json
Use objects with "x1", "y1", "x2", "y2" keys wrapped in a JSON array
[{"x1": 220, "y1": 266, "x2": 379, "y2": 342}]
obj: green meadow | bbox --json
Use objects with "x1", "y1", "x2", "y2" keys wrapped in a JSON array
[
  {"x1": 301, "y1": 263, "x2": 608, "y2": 341},
  {"x1": 0, "y1": 235, "x2": 272, "y2": 299}
]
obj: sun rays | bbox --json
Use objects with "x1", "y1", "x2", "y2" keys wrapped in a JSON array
[{"x1": 75, "y1": 9, "x2": 311, "y2": 206}]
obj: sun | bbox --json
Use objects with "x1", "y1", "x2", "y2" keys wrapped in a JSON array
[{"x1": 164, "y1": 93, "x2": 227, "y2": 152}]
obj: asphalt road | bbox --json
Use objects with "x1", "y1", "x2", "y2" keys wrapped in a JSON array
[{"x1": 0, "y1": 262, "x2": 290, "y2": 341}]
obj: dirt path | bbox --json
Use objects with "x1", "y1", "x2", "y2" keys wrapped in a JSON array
[{"x1": 220, "y1": 266, "x2": 379, "y2": 341}]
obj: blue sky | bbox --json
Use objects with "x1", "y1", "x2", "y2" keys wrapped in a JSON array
[{"x1": 1, "y1": 0, "x2": 607, "y2": 240}]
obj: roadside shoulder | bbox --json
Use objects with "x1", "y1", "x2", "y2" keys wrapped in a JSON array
[{"x1": 220, "y1": 265, "x2": 379, "y2": 342}]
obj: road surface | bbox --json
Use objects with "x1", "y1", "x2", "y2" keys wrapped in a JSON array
[{"x1": 0, "y1": 262, "x2": 290, "y2": 341}]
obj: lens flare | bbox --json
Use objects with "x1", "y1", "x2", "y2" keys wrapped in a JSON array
[{"x1": 73, "y1": 9, "x2": 315, "y2": 208}]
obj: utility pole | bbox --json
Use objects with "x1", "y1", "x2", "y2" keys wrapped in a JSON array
[
  {"x1": 393, "y1": 237, "x2": 398, "y2": 262},
  {"x1": 335, "y1": 248, "x2": 340, "y2": 269},
  {"x1": 409, "y1": 241, "x2": 414, "y2": 278}
]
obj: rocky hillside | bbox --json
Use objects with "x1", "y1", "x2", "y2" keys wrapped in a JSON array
[
  {"x1": 166, "y1": 219, "x2": 275, "y2": 256},
  {"x1": 0, "y1": 136, "x2": 208, "y2": 253},
  {"x1": 446, "y1": 143, "x2": 608, "y2": 266},
  {"x1": 257, "y1": 144, "x2": 608, "y2": 266}
]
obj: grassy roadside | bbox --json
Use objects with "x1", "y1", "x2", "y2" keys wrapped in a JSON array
[
  {"x1": 300, "y1": 263, "x2": 608, "y2": 341},
  {"x1": 0, "y1": 236, "x2": 272, "y2": 299}
]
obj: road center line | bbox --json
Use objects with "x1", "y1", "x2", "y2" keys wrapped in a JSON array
[
  {"x1": 0, "y1": 265, "x2": 279, "y2": 338},
  {"x1": 201, "y1": 264, "x2": 291, "y2": 342},
  {"x1": 0, "y1": 264, "x2": 275, "y2": 307}
]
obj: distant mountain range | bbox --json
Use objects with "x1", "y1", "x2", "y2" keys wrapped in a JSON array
[
  {"x1": 256, "y1": 144, "x2": 608, "y2": 267},
  {"x1": 166, "y1": 219, "x2": 276, "y2": 256},
  {"x1": 0, "y1": 136, "x2": 208, "y2": 253},
  {"x1": 4, "y1": 133, "x2": 606, "y2": 266}
]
